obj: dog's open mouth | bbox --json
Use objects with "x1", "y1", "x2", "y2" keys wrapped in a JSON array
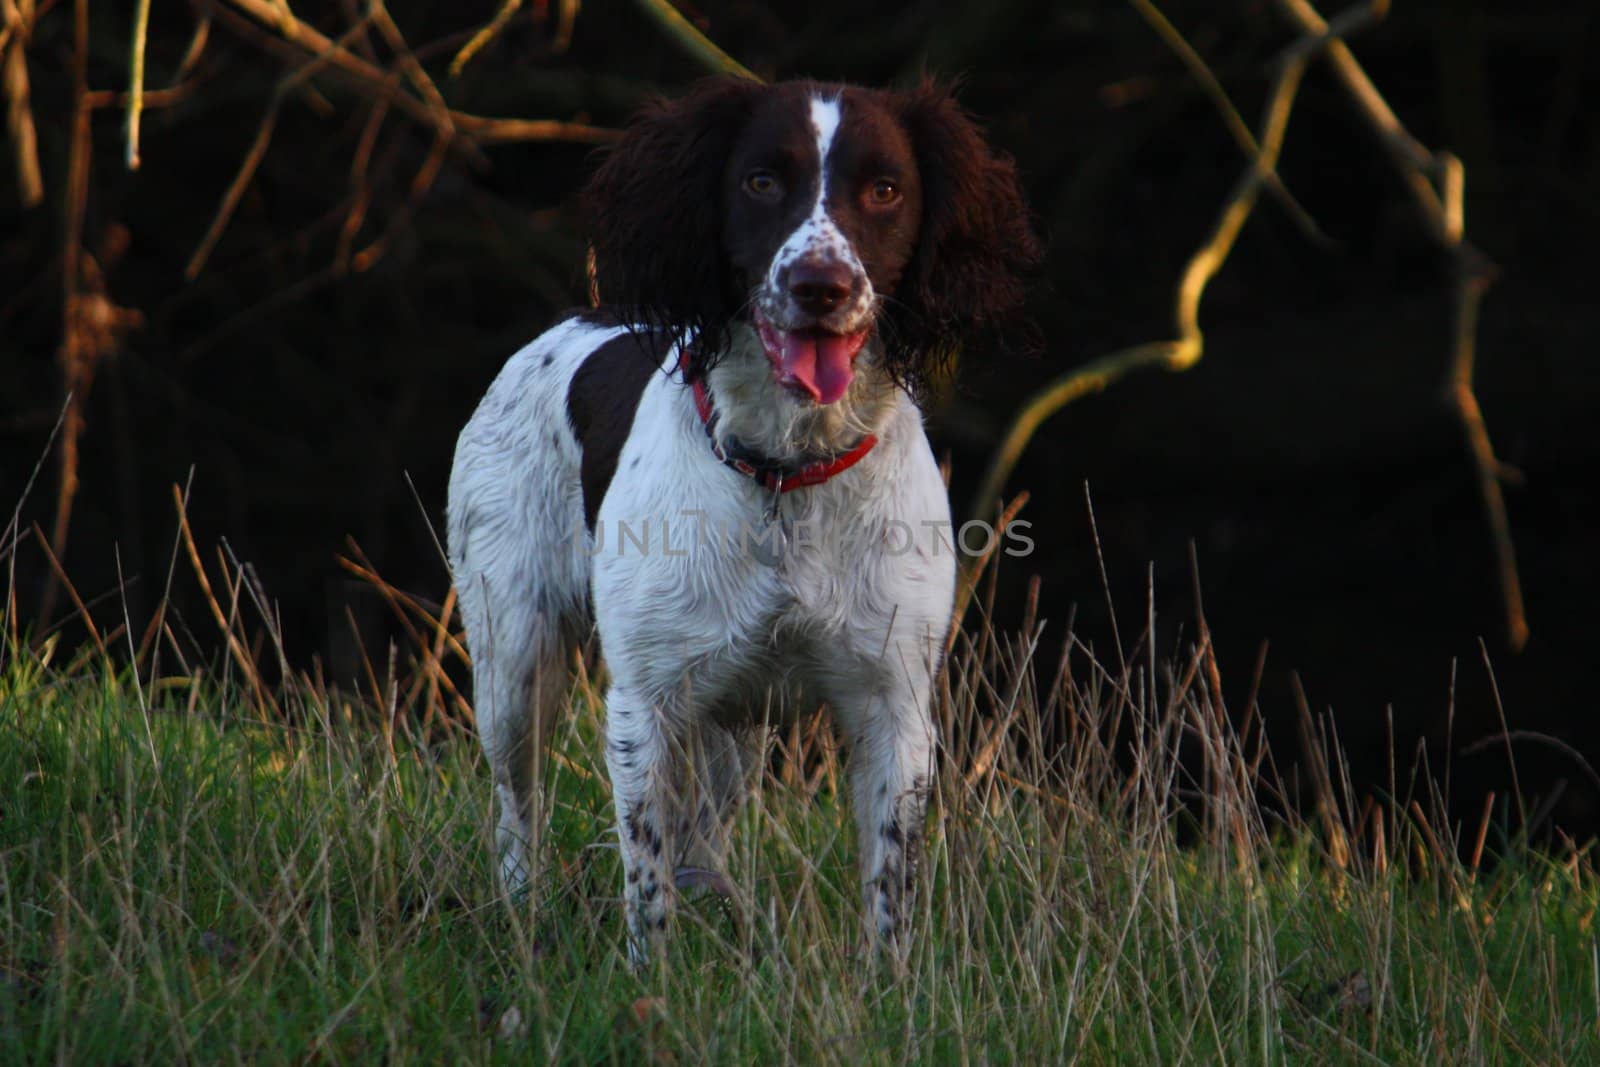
[{"x1": 755, "y1": 311, "x2": 869, "y2": 405}]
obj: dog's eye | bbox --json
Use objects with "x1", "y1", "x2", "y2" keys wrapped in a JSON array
[
  {"x1": 743, "y1": 170, "x2": 782, "y2": 199},
  {"x1": 867, "y1": 179, "x2": 901, "y2": 206}
]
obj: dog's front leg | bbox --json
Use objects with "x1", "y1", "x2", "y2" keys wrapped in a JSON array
[
  {"x1": 832, "y1": 664, "x2": 937, "y2": 959},
  {"x1": 603, "y1": 684, "x2": 678, "y2": 966}
]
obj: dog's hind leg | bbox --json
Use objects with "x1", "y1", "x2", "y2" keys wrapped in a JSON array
[{"x1": 474, "y1": 613, "x2": 571, "y2": 899}]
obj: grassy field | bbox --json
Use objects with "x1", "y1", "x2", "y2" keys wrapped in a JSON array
[{"x1": 3, "y1": 567, "x2": 1598, "y2": 1063}]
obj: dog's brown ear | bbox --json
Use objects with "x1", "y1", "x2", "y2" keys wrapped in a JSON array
[
  {"x1": 583, "y1": 77, "x2": 763, "y2": 346},
  {"x1": 890, "y1": 81, "x2": 1042, "y2": 368}
]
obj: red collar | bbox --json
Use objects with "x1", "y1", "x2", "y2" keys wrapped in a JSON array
[{"x1": 687, "y1": 372, "x2": 878, "y2": 494}]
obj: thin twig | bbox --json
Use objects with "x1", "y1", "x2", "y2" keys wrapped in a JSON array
[
  {"x1": 632, "y1": 0, "x2": 759, "y2": 81},
  {"x1": 1271, "y1": 0, "x2": 1444, "y2": 227},
  {"x1": 188, "y1": 8, "x2": 423, "y2": 278},
  {"x1": 171, "y1": 9, "x2": 211, "y2": 83},
  {"x1": 448, "y1": 115, "x2": 618, "y2": 145},
  {"x1": 336, "y1": 96, "x2": 390, "y2": 271},
  {"x1": 185, "y1": 97, "x2": 282, "y2": 278},
  {"x1": 366, "y1": 0, "x2": 456, "y2": 211},
  {"x1": 126, "y1": 0, "x2": 152, "y2": 168},
  {"x1": 1, "y1": 0, "x2": 43, "y2": 207},
  {"x1": 448, "y1": 0, "x2": 520, "y2": 77},
  {"x1": 1123, "y1": 0, "x2": 1326, "y2": 241},
  {"x1": 367, "y1": 0, "x2": 453, "y2": 139},
  {"x1": 1449, "y1": 261, "x2": 1525, "y2": 648},
  {"x1": 205, "y1": 0, "x2": 614, "y2": 154},
  {"x1": 184, "y1": 5, "x2": 353, "y2": 280},
  {"x1": 551, "y1": 0, "x2": 577, "y2": 53},
  {"x1": 971, "y1": 341, "x2": 1178, "y2": 526},
  {"x1": 1, "y1": 399, "x2": 66, "y2": 572},
  {"x1": 86, "y1": 84, "x2": 195, "y2": 111}
]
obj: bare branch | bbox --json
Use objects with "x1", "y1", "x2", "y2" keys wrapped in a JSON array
[
  {"x1": 1271, "y1": 0, "x2": 1525, "y2": 648},
  {"x1": 184, "y1": 1, "x2": 619, "y2": 278},
  {"x1": 41, "y1": 0, "x2": 92, "y2": 628},
  {"x1": 1, "y1": 0, "x2": 43, "y2": 207},
  {"x1": 448, "y1": 114, "x2": 618, "y2": 145}
]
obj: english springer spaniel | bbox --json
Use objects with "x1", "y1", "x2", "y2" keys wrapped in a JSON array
[{"x1": 447, "y1": 77, "x2": 1038, "y2": 962}]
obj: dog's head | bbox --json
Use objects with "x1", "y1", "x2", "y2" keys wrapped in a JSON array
[{"x1": 584, "y1": 77, "x2": 1040, "y2": 402}]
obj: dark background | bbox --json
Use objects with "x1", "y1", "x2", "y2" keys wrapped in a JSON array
[{"x1": 4, "y1": 2, "x2": 1597, "y2": 840}]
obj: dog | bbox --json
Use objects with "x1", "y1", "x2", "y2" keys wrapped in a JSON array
[{"x1": 447, "y1": 77, "x2": 1038, "y2": 961}]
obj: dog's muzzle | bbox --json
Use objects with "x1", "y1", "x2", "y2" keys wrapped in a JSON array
[{"x1": 759, "y1": 259, "x2": 873, "y2": 404}]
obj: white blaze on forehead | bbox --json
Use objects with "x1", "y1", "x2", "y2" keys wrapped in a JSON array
[{"x1": 808, "y1": 95, "x2": 842, "y2": 186}]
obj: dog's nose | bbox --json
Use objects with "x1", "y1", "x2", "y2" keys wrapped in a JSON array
[{"x1": 787, "y1": 261, "x2": 855, "y2": 315}]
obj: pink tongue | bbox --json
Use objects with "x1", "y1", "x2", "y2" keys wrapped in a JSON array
[{"x1": 775, "y1": 330, "x2": 867, "y2": 404}]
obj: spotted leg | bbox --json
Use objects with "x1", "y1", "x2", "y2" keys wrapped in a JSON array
[
  {"x1": 603, "y1": 683, "x2": 681, "y2": 965},
  {"x1": 828, "y1": 643, "x2": 938, "y2": 958}
]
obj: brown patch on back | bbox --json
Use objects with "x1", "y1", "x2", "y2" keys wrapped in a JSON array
[{"x1": 566, "y1": 327, "x2": 669, "y2": 531}]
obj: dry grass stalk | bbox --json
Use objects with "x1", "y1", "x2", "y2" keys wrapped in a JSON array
[
  {"x1": 946, "y1": 490, "x2": 1030, "y2": 658},
  {"x1": 28, "y1": 521, "x2": 106, "y2": 659},
  {"x1": 170, "y1": 484, "x2": 280, "y2": 717},
  {"x1": 336, "y1": 541, "x2": 475, "y2": 728}
]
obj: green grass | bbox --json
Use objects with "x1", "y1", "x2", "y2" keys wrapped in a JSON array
[{"x1": 2, "y1": 627, "x2": 1598, "y2": 1064}]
